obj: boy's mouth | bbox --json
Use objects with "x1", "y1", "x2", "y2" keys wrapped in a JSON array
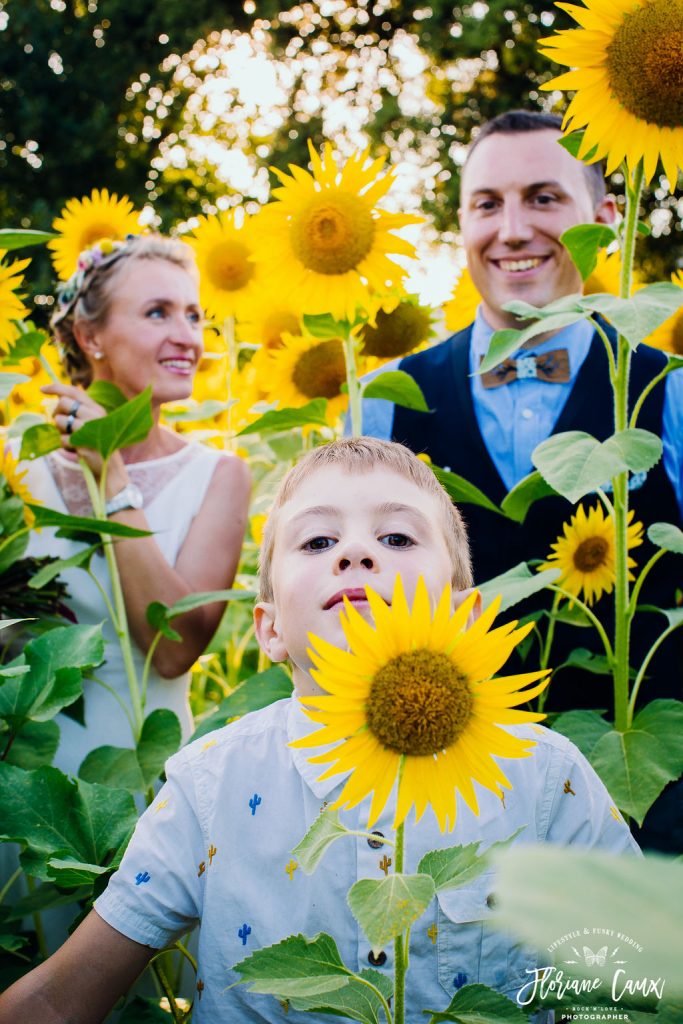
[{"x1": 323, "y1": 588, "x2": 370, "y2": 610}]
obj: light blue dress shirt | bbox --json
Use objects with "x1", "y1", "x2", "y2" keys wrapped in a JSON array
[
  {"x1": 96, "y1": 698, "x2": 637, "y2": 1022},
  {"x1": 357, "y1": 310, "x2": 683, "y2": 519}
]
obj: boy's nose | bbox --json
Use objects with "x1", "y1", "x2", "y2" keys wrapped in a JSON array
[{"x1": 334, "y1": 541, "x2": 377, "y2": 574}]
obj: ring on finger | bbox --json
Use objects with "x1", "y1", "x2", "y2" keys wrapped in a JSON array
[
  {"x1": 65, "y1": 412, "x2": 76, "y2": 435},
  {"x1": 68, "y1": 399, "x2": 81, "y2": 416}
]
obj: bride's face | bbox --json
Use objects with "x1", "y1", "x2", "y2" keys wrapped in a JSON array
[{"x1": 88, "y1": 259, "x2": 204, "y2": 405}]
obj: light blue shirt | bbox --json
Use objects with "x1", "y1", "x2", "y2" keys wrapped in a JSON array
[
  {"x1": 358, "y1": 310, "x2": 683, "y2": 519},
  {"x1": 96, "y1": 698, "x2": 637, "y2": 1022}
]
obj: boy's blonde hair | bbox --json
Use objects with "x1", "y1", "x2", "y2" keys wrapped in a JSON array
[{"x1": 258, "y1": 437, "x2": 472, "y2": 601}]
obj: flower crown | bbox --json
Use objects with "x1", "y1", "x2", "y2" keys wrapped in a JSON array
[{"x1": 53, "y1": 234, "x2": 137, "y2": 323}]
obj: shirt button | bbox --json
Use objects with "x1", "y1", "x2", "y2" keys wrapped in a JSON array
[
  {"x1": 368, "y1": 950, "x2": 387, "y2": 967},
  {"x1": 367, "y1": 831, "x2": 385, "y2": 849},
  {"x1": 521, "y1": 408, "x2": 533, "y2": 420},
  {"x1": 486, "y1": 893, "x2": 497, "y2": 909}
]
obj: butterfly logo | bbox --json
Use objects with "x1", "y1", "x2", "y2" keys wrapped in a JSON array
[{"x1": 583, "y1": 946, "x2": 608, "y2": 967}]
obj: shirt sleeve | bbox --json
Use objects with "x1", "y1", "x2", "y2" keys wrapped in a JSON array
[
  {"x1": 94, "y1": 753, "x2": 206, "y2": 948},
  {"x1": 662, "y1": 369, "x2": 683, "y2": 522},
  {"x1": 541, "y1": 741, "x2": 640, "y2": 855}
]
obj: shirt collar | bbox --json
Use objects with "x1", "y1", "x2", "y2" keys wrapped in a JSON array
[
  {"x1": 469, "y1": 305, "x2": 594, "y2": 371},
  {"x1": 287, "y1": 696, "x2": 351, "y2": 799}
]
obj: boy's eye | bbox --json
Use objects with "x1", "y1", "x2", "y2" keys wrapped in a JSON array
[
  {"x1": 380, "y1": 533, "x2": 414, "y2": 548},
  {"x1": 302, "y1": 536, "x2": 336, "y2": 552}
]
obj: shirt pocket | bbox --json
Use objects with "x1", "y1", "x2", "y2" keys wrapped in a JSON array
[{"x1": 436, "y1": 871, "x2": 537, "y2": 1001}]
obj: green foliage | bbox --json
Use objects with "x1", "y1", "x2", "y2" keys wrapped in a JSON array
[
  {"x1": 69, "y1": 387, "x2": 154, "y2": 459},
  {"x1": 79, "y1": 710, "x2": 182, "y2": 792},
  {"x1": 431, "y1": 466, "x2": 502, "y2": 516},
  {"x1": 0, "y1": 373, "x2": 30, "y2": 399},
  {"x1": 647, "y1": 523, "x2": 683, "y2": 555},
  {"x1": 0, "y1": 763, "x2": 137, "y2": 880},
  {"x1": 347, "y1": 873, "x2": 435, "y2": 952},
  {"x1": 532, "y1": 429, "x2": 662, "y2": 504},
  {"x1": 560, "y1": 223, "x2": 619, "y2": 281},
  {"x1": 288, "y1": 968, "x2": 393, "y2": 1023},
  {"x1": 304, "y1": 313, "x2": 350, "y2": 339},
  {"x1": 0, "y1": 229, "x2": 56, "y2": 250},
  {"x1": 427, "y1": 984, "x2": 528, "y2": 1024},
  {"x1": 86, "y1": 381, "x2": 127, "y2": 413},
  {"x1": 583, "y1": 285, "x2": 683, "y2": 348},
  {"x1": 417, "y1": 829, "x2": 523, "y2": 893},
  {"x1": 362, "y1": 370, "x2": 430, "y2": 412},
  {"x1": 191, "y1": 667, "x2": 293, "y2": 740},
  {"x1": 477, "y1": 562, "x2": 560, "y2": 613},
  {"x1": 293, "y1": 808, "x2": 356, "y2": 876},
  {"x1": 18, "y1": 422, "x2": 62, "y2": 461},
  {"x1": 499, "y1": 470, "x2": 559, "y2": 524},
  {"x1": 493, "y1": 846, "x2": 683, "y2": 996},
  {"x1": 238, "y1": 400, "x2": 329, "y2": 435},
  {"x1": 232, "y1": 932, "x2": 352, "y2": 998}
]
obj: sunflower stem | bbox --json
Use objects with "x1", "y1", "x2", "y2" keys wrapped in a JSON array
[
  {"x1": 342, "y1": 324, "x2": 363, "y2": 436},
  {"x1": 393, "y1": 817, "x2": 406, "y2": 1024},
  {"x1": 537, "y1": 591, "x2": 560, "y2": 714},
  {"x1": 612, "y1": 160, "x2": 644, "y2": 734}
]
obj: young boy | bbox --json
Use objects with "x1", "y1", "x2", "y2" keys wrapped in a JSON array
[{"x1": 0, "y1": 438, "x2": 637, "y2": 1023}]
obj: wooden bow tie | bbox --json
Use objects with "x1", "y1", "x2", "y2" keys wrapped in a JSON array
[{"x1": 480, "y1": 348, "x2": 570, "y2": 389}]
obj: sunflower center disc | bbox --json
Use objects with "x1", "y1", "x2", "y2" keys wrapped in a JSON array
[
  {"x1": 366, "y1": 648, "x2": 474, "y2": 756},
  {"x1": 79, "y1": 225, "x2": 119, "y2": 250},
  {"x1": 606, "y1": 0, "x2": 683, "y2": 128},
  {"x1": 671, "y1": 312, "x2": 683, "y2": 356},
  {"x1": 263, "y1": 312, "x2": 300, "y2": 349},
  {"x1": 290, "y1": 193, "x2": 376, "y2": 275},
  {"x1": 292, "y1": 338, "x2": 346, "y2": 399},
  {"x1": 361, "y1": 304, "x2": 431, "y2": 358},
  {"x1": 206, "y1": 240, "x2": 254, "y2": 291},
  {"x1": 573, "y1": 536, "x2": 609, "y2": 572}
]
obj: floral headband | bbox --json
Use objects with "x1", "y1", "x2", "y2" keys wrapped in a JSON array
[{"x1": 53, "y1": 234, "x2": 137, "y2": 324}]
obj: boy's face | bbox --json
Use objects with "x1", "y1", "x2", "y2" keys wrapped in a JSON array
[{"x1": 254, "y1": 465, "x2": 455, "y2": 695}]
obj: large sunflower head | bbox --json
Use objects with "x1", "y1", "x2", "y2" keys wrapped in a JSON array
[
  {"x1": 187, "y1": 209, "x2": 263, "y2": 322},
  {"x1": 0, "y1": 446, "x2": 39, "y2": 527},
  {"x1": 358, "y1": 296, "x2": 435, "y2": 359},
  {"x1": 0, "y1": 251, "x2": 31, "y2": 354},
  {"x1": 645, "y1": 270, "x2": 683, "y2": 355},
  {"x1": 539, "y1": 0, "x2": 683, "y2": 185},
  {"x1": 539, "y1": 503, "x2": 644, "y2": 606},
  {"x1": 251, "y1": 141, "x2": 422, "y2": 322},
  {"x1": 49, "y1": 189, "x2": 142, "y2": 281},
  {"x1": 237, "y1": 296, "x2": 303, "y2": 351},
  {"x1": 292, "y1": 574, "x2": 549, "y2": 831},
  {"x1": 259, "y1": 332, "x2": 355, "y2": 425}
]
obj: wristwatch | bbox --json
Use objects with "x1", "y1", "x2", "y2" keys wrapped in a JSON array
[{"x1": 104, "y1": 483, "x2": 144, "y2": 517}]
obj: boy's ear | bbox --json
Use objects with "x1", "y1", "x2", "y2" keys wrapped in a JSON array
[
  {"x1": 253, "y1": 601, "x2": 289, "y2": 663},
  {"x1": 453, "y1": 587, "x2": 482, "y2": 626}
]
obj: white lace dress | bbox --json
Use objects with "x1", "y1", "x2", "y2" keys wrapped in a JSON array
[{"x1": 19, "y1": 443, "x2": 223, "y2": 776}]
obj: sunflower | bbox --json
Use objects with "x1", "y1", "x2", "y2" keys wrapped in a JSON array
[
  {"x1": 358, "y1": 296, "x2": 435, "y2": 359},
  {"x1": 292, "y1": 575, "x2": 549, "y2": 831},
  {"x1": 259, "y1": 332, "x2": 353, "y2": 425},
  {"x1": 0, "y1": 251, "x2": 31, "y2": 353},
  {"x1": 49, "y1": 189, "x2": 142, "y2": 281},
  {"x1": 0, "y1": 447, "x2": 38, "y2": 527},
  {"x1": 3, "y1": 347, "x2": 66, "y2": 426},
  {"x1": 539, "y1": 503, "x2": 644, "y2": 606},
  {"x1": 237, "y1": 296, "x2": 303, "y2": 351},
  {"x1": 187, "y1": 210, "x2": 264, "y2": 322},
  {"x1": 251, "y1": 141, "x2": 421, "y2": 323},
  {"x1": 539, "y1": 0, "x2": 683, "y2": 185},
  {"x1": 444, "y1": 251, "x2": 628, "y2": 334},
  {"x1": 645, "y1": 270, "x2": 683, "y2": 355}
]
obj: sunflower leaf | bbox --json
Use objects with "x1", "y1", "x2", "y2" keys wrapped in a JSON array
[
  {"x1": 237, "y1": 400, "x2": 329, "y2": 435},
  {"x1": 0, "y1": 229, "x2": 56, "y2": 250},
  {"x1": 28, "y1": 544, "x2": 100, "y2": 589},
  {"x1": 426, "y1": 982, "x2": 528, "y2": 1023},
  {"x1": 560, "y1": 223, "x2": 618, "y2": 281},
  {"x1": 190, "y1": 666, "x2": 293, "y2": 741},
  {"x1": 29, "y1": 505, "x2": 150, "y2": 539},
  {"x1": 303, "y1": 313, "x2": 350, "y2": 339},
  {"x1": 418, "y1": 828, "x2": 525, "y2": 894},
  {"x1": 348, "y1": 872, "x2": 435, "y2": 953},
  {"x1": 582, "y1": 284, "x2": 683, "y2": 348},
  {"x1": 70, "y1": 386, "x2": 153, "y2": 459},
  {"x1": 589, "y1": 700, "x2": 683, "y2": 824},
  {"x1": 78, "y1": 709, "x2": 181, "y2": 792},
  {"x1": 293, "y1": 808, "x2": 356, "y2": 875},
  {"x1": 477, "y1": 562, "x2": 560, "y2": 613},
  {"x1": 0, "y1": 372, "x2": 30, "y2": 399},
  {"x1": 288, "y1": 968, "x2": 393, "y2": 1023},
  {"x1": 86, "y1": 381, "x2": 127, "y2": 413},
  {"x1": 3, "y1": 327, "x2": 48, "y2": 362},
  {"x1": 432, "y1": 466, "x2": 503, "y2": 516},
  {"x1": 19, "y1": 422, "x2": 62, "y2": 461},
  {"x1": 557, "y1": 131, "x2": 599, "y2": 163},
  {"x1": 492, "y1": 846, "x2": 683, "y2": 997},
  {"x1": 478, "y1": 309, "x2": 589, "y2": 373},
  {"x1": 647, "y1": 523, "x2": 683, "y2": 555},
  {"x1": 361, "y1": 370, "x2": 430, "y2": 412},
  {"x1": 231, "y1": 932, "x2": 352, "y2": 997},
  {"x1": 552, "y1": 710, "x2": 612, "y2": 760},
  {"x1": 531, "y1": 429, "x2": 661, "y2": 503},
  {"x1": 500, "y1": 470, "x2": 559, "y2": 523}
]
